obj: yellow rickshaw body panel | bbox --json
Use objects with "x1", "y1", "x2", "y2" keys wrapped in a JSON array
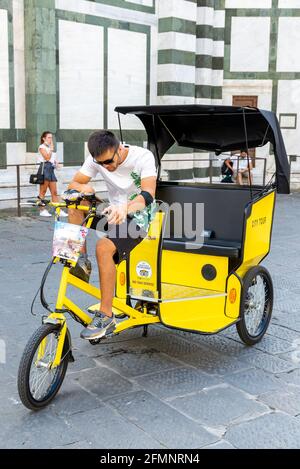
[
  {"x1": 225, "y1": 273, "x2": 242, "y2": 319},
  {"x1": 116, "y1": 260, "x2": 127, "y2": 299},
  {"x1": 161, "y1": 250, "x2": 228, "y2": 291},
  {"x1": 237, "y1": 190, "x2": 275, "y2": 278},
  {"x1": 159, "y1": 296, "x2": 235, "y2": 333},
  {"x1": 129, "y1": 211, "x2": 165, "y2": 296}
]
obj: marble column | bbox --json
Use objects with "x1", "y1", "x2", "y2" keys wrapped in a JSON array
[
  {"x1": 24, "y1": 0, "x2": 56, "y2": 152},
  {"x1": 196, "y1": 0, "x2": 225, "y2": 104},
  {"x1": 157, "y1": 0, "x2": 197, "y2": 104}
]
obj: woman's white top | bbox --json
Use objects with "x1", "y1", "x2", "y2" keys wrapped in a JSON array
[
  {"x1": 238, "y1": 158, "x2": 249, "y2": 170},
  {"x1": 37, "y1": 143, "x2": 57, "y2": 165}
]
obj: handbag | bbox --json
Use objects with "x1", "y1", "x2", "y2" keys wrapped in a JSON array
[{"x1": 29, "y1": 161, "x2": 45, "y2": 184}]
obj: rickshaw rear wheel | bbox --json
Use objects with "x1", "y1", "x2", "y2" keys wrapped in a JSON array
[
  {"x1": 18, "y1": 323, "x2": 70, "y2": 410},
  {"x1": 236, "y1": 266, "x2": 273, "y2": 345}
]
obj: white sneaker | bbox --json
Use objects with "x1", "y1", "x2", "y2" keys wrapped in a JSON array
[
  {"x1": 59, "y1": 210, "x2": 68, "y2": 218},
  {"x1": 40, "y1": 209, "x2": 52, "y2": 217}
]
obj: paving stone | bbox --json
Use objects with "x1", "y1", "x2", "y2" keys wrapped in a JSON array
[
  {"x1": 221, "y1": 327, "x2": 239, "y2": 339},
  {"x1": 106, "y1": 390, "x2": 218, "y2": 449},
  {"x1": 71, "y1": 332, "x2": 172, "y2": 359},
  {"x1": 170, "y1": 385, "x2": 269, "y2": 427},
  {"x1": 66, "y1": 355, "x2": 99, "y2": 374},
  {"x1": 251, "y1": 335, "x2": 296, "y2": 355},
  {"x1": 259, "y1": 390, "x2": 300, "y2": 416},
  {"x1": 53, "y1": 440, "x2": 94, "y2": 449},
  {"x1": 274, "y1": 295, "x2": 300, "y2": 315},
  {"x1": 273, "y1": 316, "x2": 300, "y2": 333},
  {"x1": 267, "y1": 324, "x2": 300, "y2": 343},
  {"x1": 138, "y1": 334, "x2": 209, "y2": 359},
  {"x1": 277, "y1": 368, "x2": 300, "y2": 387},
  {"x1": 182, "y1": 333, "x2": 250, "y2": 357},
  {"x1": 0, "y1": 412, "x2": 79, "y2": 449},
  {"x1": 225, "y1": 412, "x2": 300, "y2": 449},
  {"x1": 49, "y1": 379, "x2": 102, "y2": 416},
  {"x1": 224, "y1": 369, "x2": 284, "y2": 395},
  {"x1": 64, "y1": 405, "x2": 163, "y2": 449},
  {"x1": 2, "y1": 195, "x2": 300, "y2": 449},
  {"x1": 135, "y1": 367, "x2": 220, "y2": 399},
  {"x1": 72, "y1": 338, "x2": 141, "y2": 359},
  {"x1": 0, "y1": 365, "x2": 16, "y2": 385},
  {"x1": 242, "y1": 349, "x2": 298, "y2": 374},
  {"x1": 271, "y1": 272, "x2": 300, "y2": 290},
  {"x1": 69, "y1": 366, "x2": 136, "y2": 400},
  {"x1": 95, "y1": 347, "x2": 181, "y2": 378},
  {"x1": 202, "y1": 440, "x2": 235, "y2": 449},
  {"x1": 179, "y1": 350, "x2": 251, "y2": 376},
  {"x1": 278, "y1": 349, "x2": 300, "y2": 366}
]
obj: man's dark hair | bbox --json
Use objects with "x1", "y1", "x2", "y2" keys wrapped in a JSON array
[{"x1": 88, "y1": 130, "x2": 120, "y2": 157}]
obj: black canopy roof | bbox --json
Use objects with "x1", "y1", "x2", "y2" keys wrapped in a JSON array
[{"x1": 115, "y1": 105, "x2": 290, "y2": 194}]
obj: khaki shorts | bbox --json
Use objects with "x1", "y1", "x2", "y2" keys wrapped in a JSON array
[{"x1": 239, "y1": 171, "x2": 251, "y2": 179}]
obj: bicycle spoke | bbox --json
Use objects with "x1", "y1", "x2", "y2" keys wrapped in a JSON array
[
  {"x1": 29, "y1": 332, "x2": 61, "y2": 401},
  {"x1": 244, "y1": 274, "x2": 269, "y2": 337}
]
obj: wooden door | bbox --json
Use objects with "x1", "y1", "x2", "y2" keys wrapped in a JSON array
[{"x1": 232, "y1": 95, "x2": 258, "y2": 166}]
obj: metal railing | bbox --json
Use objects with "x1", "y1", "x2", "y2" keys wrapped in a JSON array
[
  {"x1": 0, "y1": 161, "x2": 87, "y2": 217},
  {"x1": 1, "y1": 154, "x2": 298, "y2": 217},
  {"x1": 161, "y1": 156, "x2": 268, "y2": 186}
]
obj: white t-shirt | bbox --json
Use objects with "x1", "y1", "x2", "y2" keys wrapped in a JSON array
[
  {"x1": 37, "y1": 144, "x2": 57, "y2": 165},
  {"x1": 238, "y1": 158, "x2": 249, "y2": 170},
  {"x1": 80, "y1": 145, "x2": 157, "y2": 231},
  {"x1": 80, "y1": 145, "x2": 157, "y2": 205}
]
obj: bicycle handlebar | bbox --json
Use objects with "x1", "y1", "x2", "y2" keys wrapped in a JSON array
[{"x1": 22, "y1": 192, "x2": 103, "y2": 209}]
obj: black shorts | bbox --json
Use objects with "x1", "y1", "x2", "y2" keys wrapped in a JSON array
[{"x1": 104, "y1": 216, "x2": 147, "y2": 264}]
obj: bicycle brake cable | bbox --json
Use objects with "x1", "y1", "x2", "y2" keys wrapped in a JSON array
[{"x1": 30, "y1": 258, "x2": 54, "y2": 316}]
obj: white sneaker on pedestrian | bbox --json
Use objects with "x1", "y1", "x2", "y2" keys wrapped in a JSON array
[
  {"x1": 59, "y1": 210, "x2": 68, "y2": 217},
  {"x1": 40, "y1": 209, "x2": 52, "y2": 217}
]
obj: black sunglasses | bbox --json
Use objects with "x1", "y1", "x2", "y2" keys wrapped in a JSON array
[{"x1": 93, "y1": 147, "x2": 119, "y2": 166}]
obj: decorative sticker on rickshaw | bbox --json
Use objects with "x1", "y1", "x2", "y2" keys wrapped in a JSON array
[
  {"x1": 136, "y1": 261, "x2": 152, "y2": 279},
  {"x1": 53, "y1": 221, "x2": 88, "y2": 262},
  {"x1": 129, "y1": 171, "x2": 157, "y2": 232},
  {"x1": 252, "y1": 217, "x2": 267, "y2": 228}
]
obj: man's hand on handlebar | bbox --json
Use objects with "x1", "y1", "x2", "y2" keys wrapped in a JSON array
[
  {"x1": 102, "y1": 204, "x2": 127, "y2": 225},
  {"x1": 62, "y1": 189, "x2": 102, "y2": 204}
]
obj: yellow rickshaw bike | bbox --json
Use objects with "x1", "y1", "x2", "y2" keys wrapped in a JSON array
[{"x1": 18, "y1": 105, "x2": 290, "y2": 410}]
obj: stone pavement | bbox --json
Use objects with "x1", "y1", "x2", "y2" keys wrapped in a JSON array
[{"x1": 0, "y1": 194, "x2": 300, "y2": 449}]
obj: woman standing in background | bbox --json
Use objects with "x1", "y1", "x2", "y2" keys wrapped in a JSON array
[{"x1": 37, "y1": 131, "x2": 68, "y2": 217}]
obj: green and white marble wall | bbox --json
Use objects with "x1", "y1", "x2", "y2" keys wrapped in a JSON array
[
  {"x1": 0, "y1": 8, "x2": 10, "y2": 130},
  {"x1": 0, "y1": 0, "x2": 27, "y2": 192},
  {"x1": 24, "y1": 0, "x2": 57, "y2": 156},
  {"x1": 223, "y1": 0, "x2": 300, "y2": 181},
  {"x1": 157, "y1": 0, "x2": 197, "y2": 104},
  {"x1": 55, "y1": 0, "x2": 155, "y2": 167},
  {"x1": 2, "y1": 0, "x2": 300, "y2": 202},
  {"x1": 196, "y1": 0, "x2": 225, "y2": 104}
]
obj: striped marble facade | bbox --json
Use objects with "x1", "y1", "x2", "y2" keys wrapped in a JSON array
[
  {"x1": 1, "y1": 0, "x2": 300, "y2": 203},
  {"x1": 196, "y1": 0, "x2": 225, "y2": 104},
  {"x1": 157, "y1": 0, "x2": 225, "y2": 105}
]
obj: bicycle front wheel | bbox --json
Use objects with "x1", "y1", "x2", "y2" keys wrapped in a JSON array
[{"x1": 18, "y1": 323, "x2": 70, "y2": 410}]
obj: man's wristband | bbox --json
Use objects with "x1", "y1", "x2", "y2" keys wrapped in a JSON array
[{"x1": 140, "y1": 191, "x2": 154, "y2": 207}]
